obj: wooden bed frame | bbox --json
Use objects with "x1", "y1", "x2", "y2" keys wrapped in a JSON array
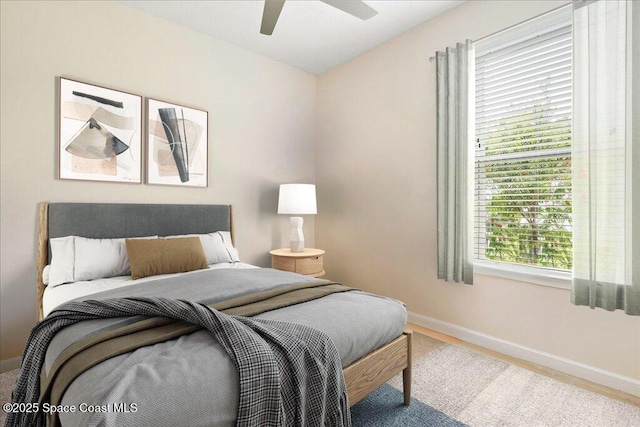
[{"x1": 35, "y1": 202, "x2": 412, "y2": 408}]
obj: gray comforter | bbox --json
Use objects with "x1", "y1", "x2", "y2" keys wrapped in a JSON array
[
  {"x1": 8, "y1": 297, "x2": 350, "y2": 427},
  {"x1": 44, "y1": 268, "x2": 406, "y2": 426}
]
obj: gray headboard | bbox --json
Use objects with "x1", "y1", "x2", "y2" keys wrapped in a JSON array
[
  {"x1": 48, "y1": 203, "x2": 231, "y2": 247},
  {"x1": 36, "y1": 202, "x2": 233, "y2": 319}
]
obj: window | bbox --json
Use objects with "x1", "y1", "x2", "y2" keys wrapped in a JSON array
[{"x1": 474, "y1": 7, "x2": 573, "y2": 272}]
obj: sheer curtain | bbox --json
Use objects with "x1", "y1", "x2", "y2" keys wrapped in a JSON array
[
  {"x1": 436, "y1": 40, "x2": 474, "y2": 285},
  {"x1": 571, "y1": 0, "x2": 639, "y2": 315}
]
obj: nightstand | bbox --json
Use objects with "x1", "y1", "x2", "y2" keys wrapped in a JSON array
[{"x1": 270, "y1": 248, "x2": 325, "y2": 277}]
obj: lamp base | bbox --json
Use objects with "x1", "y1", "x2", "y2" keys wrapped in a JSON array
[{"x1": 289, "y1": 216, "x2": 304, "y2": 252}]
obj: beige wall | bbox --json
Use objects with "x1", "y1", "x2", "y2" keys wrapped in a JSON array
[
  {"x1": 0, "y1": 1, "x2": 316, "y2": 362},
  {"x1": 316, "y1": 0, "x2": 640, "y2": 381}
]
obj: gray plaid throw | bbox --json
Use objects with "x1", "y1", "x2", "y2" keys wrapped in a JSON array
[{"x1": 6, "y1": 297, "x2": 351, "y2": 427}]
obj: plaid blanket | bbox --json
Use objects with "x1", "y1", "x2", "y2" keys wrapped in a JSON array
[{"x1": 6, "y1": 297, "x2": 351, "y2": 427}]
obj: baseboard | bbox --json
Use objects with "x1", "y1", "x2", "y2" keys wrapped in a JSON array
[
  {"x1": 0, "y1": 357, "x2": 20, "y2": 373},
  {"x1": 408, "y1": 311, "x2": 640, "y2": 398}
]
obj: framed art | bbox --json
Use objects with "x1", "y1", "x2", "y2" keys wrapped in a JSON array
[
  {"x1": 146, "y1": 98, "x2": 208, "y2": 187},
  {"x1": 58, "y1": 77, "x2": 142, "y2": 183}
]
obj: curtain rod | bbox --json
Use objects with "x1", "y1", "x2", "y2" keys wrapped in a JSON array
[{"x1": 427, "y1": 3, "x2": 570, "y2": 62}]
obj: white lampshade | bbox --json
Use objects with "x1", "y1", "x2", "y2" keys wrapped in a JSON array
[{"x1": 278, "y1": 184, "x2": 317, "y2": 215}]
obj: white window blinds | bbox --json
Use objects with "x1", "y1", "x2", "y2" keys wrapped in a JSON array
[{"x1": 474, "y1": 7, "x2": 573, "y2": 270}]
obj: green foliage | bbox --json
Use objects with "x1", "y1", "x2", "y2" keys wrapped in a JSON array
[{"x1": 479, "y1": 105, "x2": 573, "y2": 270}]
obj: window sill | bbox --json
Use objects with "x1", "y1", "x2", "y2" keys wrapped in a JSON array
[{"x1": 473, "y1": 260, "x2": 571, "y2": 290}]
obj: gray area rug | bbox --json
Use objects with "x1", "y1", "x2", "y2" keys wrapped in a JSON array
[
  {"x1": 351, "y1": 383, "x2": 465, "y2": 426},
  {"x1": 0, "y1": 368, "x2": 18, "y2": 426},
  {"x1": 1, "y1": 333, "x2": 639, "y2": 426}
]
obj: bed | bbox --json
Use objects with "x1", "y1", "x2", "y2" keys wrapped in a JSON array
[{"x1": 29, "y1": 202, "x2": 412, "y2": 426}]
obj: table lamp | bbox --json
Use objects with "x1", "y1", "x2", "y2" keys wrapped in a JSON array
[{"x1": 278, "y1": 184, "x2": 317, "y2": 252}]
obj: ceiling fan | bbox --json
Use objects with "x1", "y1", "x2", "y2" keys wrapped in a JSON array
[{"x1": 260, "y1": 0, "x2": 378, "y2": 35}]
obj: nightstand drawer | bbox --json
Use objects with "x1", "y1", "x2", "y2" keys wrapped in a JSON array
[
  {"x1": 295, "y1": 255, "x2": 323, "y2": 275},
  {"x1": 272, "y1": 256, "x2": 295, "y2": 272},
  {"x1": 269, "y1": 248, "x2": 325, "y2": 277}
]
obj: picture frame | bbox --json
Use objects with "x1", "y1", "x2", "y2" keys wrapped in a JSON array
[
  {"x1": 146, "y1": 98, "x2": 208, "y2": 188},
  {"x1": 58, "y1": 77, "x2": 142, "y2": 183}
]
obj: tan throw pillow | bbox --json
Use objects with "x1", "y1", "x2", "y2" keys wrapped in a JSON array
[{"x1": 126, "y1": 237, "x2": 208, "y2": 280}]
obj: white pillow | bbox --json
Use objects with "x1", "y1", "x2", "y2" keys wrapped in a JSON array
[
  {"x1": 164, "y1": 231, "x2": 239, "y2": 264},
  {"x1": 48, "y1": 235, "x2": 157, "y2": 287},
  {"x1": 49, "y1": 236, "x2": 75, "y2": 287},
  {"x1": 42, "y1": 265, "x2": 50, "y2": 286},
  {"x1": 74, "y1": 237, "x2": 130, "y2": 282},
  {"x1": 218, "y1": 231, "x2": 240, "y2": 262}
]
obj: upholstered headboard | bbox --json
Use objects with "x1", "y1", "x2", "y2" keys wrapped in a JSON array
[{"x1": 36, "y1": 202, "x2": 233, "y2": 319}]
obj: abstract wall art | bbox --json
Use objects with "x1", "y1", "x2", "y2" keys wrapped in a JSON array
[
  {"x1": 58, "y1": 77, "x2": 142, "y2": 183},
  {"x1": 146, "y1": 98, "x2": 208, "y2": 188}
]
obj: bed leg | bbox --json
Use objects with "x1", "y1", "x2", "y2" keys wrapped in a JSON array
[{"x1": 402, "y1": 329, "x2": 413, "y2": 406}]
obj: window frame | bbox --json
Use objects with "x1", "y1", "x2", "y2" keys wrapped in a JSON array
[
  {"x1": 474, "y1": 259, "x2": 571, "y2": 289},
  {"x1": 472, "y1": 5, "x2": 573, "y2": 288}
]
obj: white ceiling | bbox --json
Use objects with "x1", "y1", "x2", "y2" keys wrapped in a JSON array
[{"x1": 119, "y1": 0, "x2": 465, "y2": 75}]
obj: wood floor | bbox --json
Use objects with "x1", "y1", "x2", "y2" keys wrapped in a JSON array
[{"x1": 407, "y1": 322, "x2": 640, "y2": 408}]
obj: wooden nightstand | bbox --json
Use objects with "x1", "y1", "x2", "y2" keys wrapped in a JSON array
[{"x1": 270, "y1": 248, "x2": 325, "y2": 277}]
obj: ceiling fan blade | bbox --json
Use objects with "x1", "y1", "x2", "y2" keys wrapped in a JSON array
[
  {"x1": 261, "y1": 0, "x2": 286, "y2": 35},
  {"x1": 319, "y1": 0, "x2": 378, "y2": 20}
]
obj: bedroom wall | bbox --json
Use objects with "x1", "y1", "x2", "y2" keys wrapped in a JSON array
[
  {"x1": 0, "y1": 1, "x2": 316, "y2": 365},
  {"x1": 316, "y1": 0, "x2": 640, "y2": 387}
]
